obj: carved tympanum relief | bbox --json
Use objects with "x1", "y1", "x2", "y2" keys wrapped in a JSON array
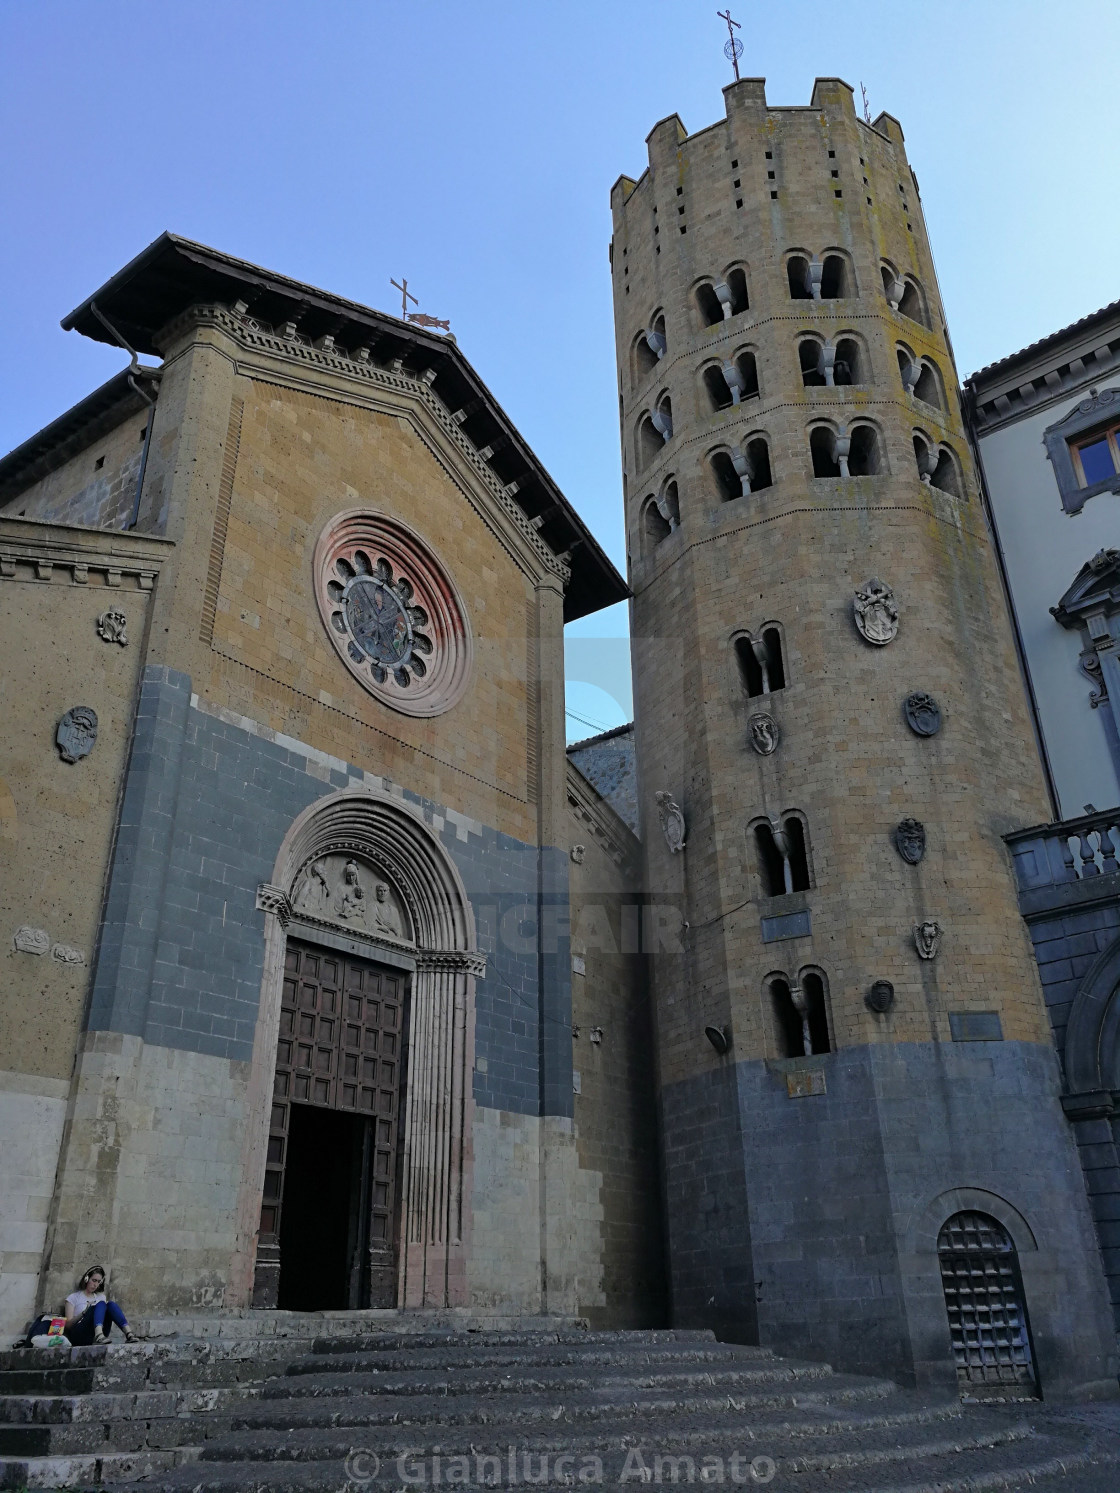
[
  {"x1": 655, "y1": 792, "x2": 687, "y2": 854},
  {"x1": 313, "y1": 511, "x2": 472, "y2": 718},
  {"x1": 97, "y1": 608, "x2": 128, "y2": 646},
  {"x1": 290, "y1": 853, "x2": 413, "y2": 944},
  {"x1": 853, "y1": 578, "x2": 899, "y2": 645},
  {"x1": 56, "y1": 707, "x2": 98, "y2": 763}
]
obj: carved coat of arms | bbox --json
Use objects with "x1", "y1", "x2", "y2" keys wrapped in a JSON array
[
  {"x1": 914, "y1": 919, "x2": 943, "y2": 960},
  {"x1": 748, "y1": 712, "x2": 779, "y2": 756},
  {"x1": 655, "y1": 792, "x2": 687, "y2": 854},
  {"x1": 894, "y1": 818, "x2": 926, "y2": 865},
  {"x1": 853, "y1": 578, "x2": 899, "y2": 645},
  {"x1": 56, "y1": 707, "x2": 98, "y2": 763}
]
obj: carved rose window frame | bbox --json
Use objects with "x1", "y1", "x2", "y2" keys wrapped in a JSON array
[{"x1": 314, "y1": 510, "x2": 473, "y2": 718}]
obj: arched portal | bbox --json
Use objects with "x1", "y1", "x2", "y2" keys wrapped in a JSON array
[
  {"x1": 937, "y1": 1211, "x2": 1039, "y2": 1397},
  {"x1": 235, "y1": 787, "x2": 483, "y2": 1313}
]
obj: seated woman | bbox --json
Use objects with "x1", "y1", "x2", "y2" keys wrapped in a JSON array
[{"x1": 64, "y1": 1265, "x2": 139, "y2": 1345}]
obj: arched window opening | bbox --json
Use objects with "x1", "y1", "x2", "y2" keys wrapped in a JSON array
[
  {"x1": 787, "y1": 255, "x2": 813, "y2": 300},
  {"x1": 834, "y1": 338, "x2": 865, "y2": 386},
  {"x1": 649, "y1": 313, "x2": 667, "y2": 353},
  {"x1": 769, "y1": 977, "x2": 804, "y2": 1059},
  {"x1": 744, "y1": 437, "x2": 772, "y2": 492},
  {"x1": 937, "y1": 1212, "x2": 1039, "y2": 1397},
  {"x1": 725, "y1": 267, "x2": 749, "y2": 315},
  {"x1": 931, "y1": 448, "x2": 962, "y2": 498},
  {"x1": 820, "y1": 254, "x2": 851, "y2": 299},
  {"x1": 914, "y1": 361, "x2": 945, "y2": 410},
  {"x1": 638, "y1": 415, "x2": 664, "y2": 470},
  {"x1": 800, "y1": 339, "x2": 826, "y2": 387},
  {"x1": 634, "y1": 333, "x2": 659, "y2": 384},
  {"x1": 770, "y1": 972, "x2": 831, "y2": 1058},
  {"x1": 848, "y1": 425, "x2": 882, "y2": 476},
  {"x1": 898, "y1": 278, "x2": 927, "y2": 326},
  {"x1": 735, "y1": 351, "x2": 760, "y2": 401},
  {"x1": 810, "y1": 426, "x2": 841, "y2": 477},
  {"x1": 703, "y1": 364, "x2": 734, "y2": 412},
  {"x1": 710, "y1": 449, "x2": 742, "y2": 502},
  {"x1": 913, "y1": 434, "x2": 937, "y2": 485},
  {"x1": 695, "y1": 282, "x2": 726, "y2": 327},
  {"x1": 735, "y1": 627, "x2": 785, "y2": 698},
  {"x1": 658, "y1": 479, "x2": 680, "y2": 528},
  {"x1": 754, "y1": 814, "x2": 810, "y2": 896},
  {"x1": 881, "y1": 263, "x2": 904, "y2": 309},
  {"x1": 641, "y1": 493, "x2": 673, "y2": 554}
]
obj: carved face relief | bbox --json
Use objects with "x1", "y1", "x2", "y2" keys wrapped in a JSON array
[
  {"x1": 56, "y1": 707, "x2": 98, "y2": 763},
  {"x1": 314, "y1": 512, "x2": 472, "y2": 717},
  {"x1": 866, "y1": 979, "x2": 895, "y2": 1014},
  {"x1": 904, "y1": 691, "x2": 942, "y2": 737},
  {"x1": 97, "y1": 608, "x2": 128, "y2": 646},
  {"x1": 748, "y1": 712, "x2": 779, "y2": 755},
  {"x1": 570, "y1": 844, "x2": 586, "y2": 864},
  {"x1": 853, "y1": 577, "x2": 899, "y2": 646},
  {"x1": 290, "y1": 853, "x2": 412, "y2": 943},
  {"x1": 914, "y1": 919, "x2": 943, "y2": 960},
  {"x1": 894, "y1": 818, "x2": 926, "y2": 864},
  {"x1": 655, "y1": 791, "x2": 687, "y2": 854}
]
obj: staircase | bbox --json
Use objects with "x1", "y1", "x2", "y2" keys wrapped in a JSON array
[{"x1": 2, "y1": 1320, "x2": 1118, "y2": 1491}]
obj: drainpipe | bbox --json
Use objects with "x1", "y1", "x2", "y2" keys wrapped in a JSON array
[{"x1": 89, "y1": 301, "x2": 162, "y2": 531}]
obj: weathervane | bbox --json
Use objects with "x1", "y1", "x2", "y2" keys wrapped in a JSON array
[
  {"x1": 390, "y1": 277, "x2": 451, "y2": 333},
  {"x1": 717, "y1": 9, "x2": 742, "y2": 82}
]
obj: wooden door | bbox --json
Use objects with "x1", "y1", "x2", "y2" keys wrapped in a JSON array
[{"x1": 259, "y1": 940, "x2": 407, "y2": 1307}]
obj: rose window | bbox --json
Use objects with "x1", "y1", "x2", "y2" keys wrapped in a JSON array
[{"x1": 314, "y1": 511, "x2": 472, "y2": 717}]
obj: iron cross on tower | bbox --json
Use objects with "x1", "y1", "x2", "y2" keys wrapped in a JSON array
[
  {"x1": 717, "y1": 9, "x2": 742, "y2": 82},
  {"x1": 390, "y1": 277, "x2": 418, "y2": 321}
]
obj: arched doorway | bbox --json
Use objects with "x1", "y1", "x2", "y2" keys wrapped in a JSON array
[
  {"x1": 937, "y1": 1211, "x2": 1039, "y2": 1397},
  {"x1": 240, "y1": 787, "x2": 483, "y2": 1312}
]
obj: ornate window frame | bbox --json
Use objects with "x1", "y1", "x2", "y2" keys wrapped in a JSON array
[{"x1": 1043, "y1": 387, "x2": 1120, "y2": 514}]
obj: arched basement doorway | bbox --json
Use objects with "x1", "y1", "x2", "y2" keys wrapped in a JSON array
[
  {"x1": 239, "y1": 787, "x2": 483, "y2": 1312},
  {"x1": 937, "y1": 1211, "x2": 1039, "y2": 1398}
]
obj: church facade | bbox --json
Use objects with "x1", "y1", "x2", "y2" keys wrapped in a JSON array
[
  {"x1": 0, "y1": 234, "x2": 660, "y2": 1339},
  {"x1": 0, "y1": 77, "x2": 1117, "y2": 1402}
]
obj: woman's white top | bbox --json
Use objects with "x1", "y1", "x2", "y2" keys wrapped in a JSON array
[{"x1": 66, "y1": 1290, "x2": 105, "y2": 1315}]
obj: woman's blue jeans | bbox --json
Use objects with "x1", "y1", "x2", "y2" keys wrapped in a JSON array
[{"x1": 67, "y1": 1301, "x2": 129, "y2": 1345}]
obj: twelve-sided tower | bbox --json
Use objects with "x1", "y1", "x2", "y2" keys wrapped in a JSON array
[{"x1": 611, "y1": 78, "x2": 1116, "y2": 1394}]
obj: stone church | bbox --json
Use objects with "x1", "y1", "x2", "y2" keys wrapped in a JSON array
[{"x1": 0, "y1": 77, "x2": 1117, "y2": 1401}]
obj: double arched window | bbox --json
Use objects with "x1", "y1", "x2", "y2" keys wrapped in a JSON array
[
  {"x1": 810, "y1": 421, "x2": 884, "y2": 478},
  {"x1": 631, "y1": 312, "x2": 667, "y2": 386},
  {"x1": 751, "y1": 810, "x2": 812, "y2": 895},
  {"x1": 787, "y1": 250, "x2": 855, "y2": 301},
  {"x1": 693, "y1": 266, "x2": 750, "y2": 327},
  {"x1": 913, "y1": 432, "x2": 964, "y2": 498},
  {"x1": 882, "y1": 261, "x2": 930, "y2": 326},
  {"x1": 709, "y1": 438, "x2": 773, "y2": 501},
  {"x1": 701, "y1": 350, "x2": 760, "y2": 411},
  {"x1": 767, "y1": 967, "x2": 833, "y2": 1057}
]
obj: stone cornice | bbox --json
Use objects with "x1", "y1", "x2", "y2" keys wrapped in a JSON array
[
  {"x1": 158, "y1": 304, "x2": 571, "y2": 588},
  {"x1": 0, "y1": 517, "x2": 172, "y2": 589},
  {"x1": 566, "y1": 760, "x2": 640, "y2": 871}
]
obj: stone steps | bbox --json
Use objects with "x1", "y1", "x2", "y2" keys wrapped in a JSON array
[{"x1": 0, "y1": 1323, "x2": 1116, "y2": 1490}]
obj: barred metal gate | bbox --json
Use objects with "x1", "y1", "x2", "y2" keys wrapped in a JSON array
[{"x1": 937, "y1": 1211, "x2": 1039, "y2": 1397}]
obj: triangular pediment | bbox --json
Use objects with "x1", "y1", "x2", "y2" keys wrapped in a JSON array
[{"x1": 1052, "y1": 548, "x2": 1120, "y2": 627}]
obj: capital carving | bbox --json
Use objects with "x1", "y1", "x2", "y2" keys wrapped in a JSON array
[{"x1": 256, "y1": 883, "x2": 293, "y2": 927}]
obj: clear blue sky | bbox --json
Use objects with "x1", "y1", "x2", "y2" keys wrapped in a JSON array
[{"x1": 2, "y1": 1, "x2": 1117, "y2": 737}]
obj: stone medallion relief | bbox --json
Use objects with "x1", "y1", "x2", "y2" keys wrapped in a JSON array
[
  {"x1": 97, "y1": 608, "x2": 128, "y2": 646},
  {"x1": 748, "y1": 712, "x2": 779, "y2": 755},
  {"x1": 313, "y1": 510, "x2": 472, "y2": 717},
  {"x1": 655, "y1": 791, "x2": 687, "y2": 854},
  {"x1": 290, "y1": 853, "x2": 413, "y2": 944},
  {"x1": 904, "y1": 691, "x2": 942, "y2": 736}
]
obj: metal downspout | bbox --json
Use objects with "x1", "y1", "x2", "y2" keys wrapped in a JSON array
[{"x1": 88, "y1": 301, "x2": 162, "y2": 531}]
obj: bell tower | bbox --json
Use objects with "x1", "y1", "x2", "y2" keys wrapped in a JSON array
[{"x1": 612, "y1": 78, "x2": 1116, "y2": 1393}]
